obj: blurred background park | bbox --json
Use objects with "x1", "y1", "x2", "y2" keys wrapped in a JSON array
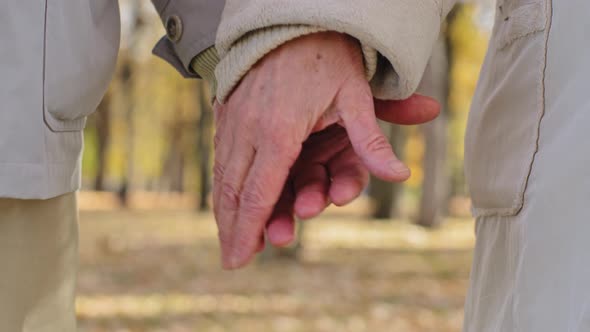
[{"x1": 77, "y1": 1, "x2": 495, "y2": 331}]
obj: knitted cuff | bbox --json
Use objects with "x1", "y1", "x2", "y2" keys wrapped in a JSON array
[
  {"x1": 190, "y1": 47, "x2": 220, "y2": 95},
  {"x1": 214, "y1": 25, "x2": 378, "y2": 103}
]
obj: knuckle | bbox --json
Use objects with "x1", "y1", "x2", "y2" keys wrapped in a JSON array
[
  {"x1": 220, "y1": 182, "x2": 240, "y2": 211},
  {"x1": 213, "y1": 133, "x2": 222, "y2": 150},
  {"x1": 241, "y1": 185, "x2": 267, "y2": 209},
  {"x1": 213, "y1": 161, "x2": 225, "y2": 180},
  {"x1": 364, "y1": 134, "x2": 392, "y2": 153}
]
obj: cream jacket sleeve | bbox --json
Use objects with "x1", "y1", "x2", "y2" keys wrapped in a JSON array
[{"x1": 214, "y1": 0, "x2": 457, "y2": 102}]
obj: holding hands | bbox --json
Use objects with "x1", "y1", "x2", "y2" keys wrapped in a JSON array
[{"x1": 212, "y1": 32, "x2": 440, "y2": 269}]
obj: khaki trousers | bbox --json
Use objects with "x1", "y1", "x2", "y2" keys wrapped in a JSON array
[{"x1": 0, "y1": 193, "x2": 78, "y2": 332}]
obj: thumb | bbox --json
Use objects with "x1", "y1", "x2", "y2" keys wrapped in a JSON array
[
  {"x1": 336, "y1": 80, "x2": 410, "y2": 182},
  {"x1": 375, "y1": 94, "x2": 441, "y2": 125}
]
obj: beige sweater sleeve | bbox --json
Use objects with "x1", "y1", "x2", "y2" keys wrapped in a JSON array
[{"x1": 215, "y1": 0, "x2": 457, "y2": 103}]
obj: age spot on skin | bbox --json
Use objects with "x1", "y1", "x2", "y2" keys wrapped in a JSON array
[{"x1": 316, "y1": 53, "x2": 323, "y2": 60}]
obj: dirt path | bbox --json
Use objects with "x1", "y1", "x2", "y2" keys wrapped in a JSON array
[{"x1": 77, "y1": 210, "x2": 474, "y2": 332}]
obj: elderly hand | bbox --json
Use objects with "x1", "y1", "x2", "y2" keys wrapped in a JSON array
[
  {"x1": 213, "y1": 32, "x2": 439, "y2": 269},
  {"x1": 263, "y1": 96, "x2": 440, "y2": 248}
]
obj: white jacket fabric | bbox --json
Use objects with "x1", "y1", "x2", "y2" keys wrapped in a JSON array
[
  {"x1": 215, "y1": 0, "x2": 457, "y2": 102},
  {"x1": 0, "y1": 0, "x2": 224, "y2": 199},
  {"x1": 465, "y1": 1, "x2": 590, "y2": 330},
  {"x1": 213, "y1": 0, "x2": 553, "y2": 219},
  {"x1": 214, "y1": 0, "x2": 590, "y2": 330}
]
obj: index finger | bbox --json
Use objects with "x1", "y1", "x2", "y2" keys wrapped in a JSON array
[{"x1": 227, "y1": 143, "x2": 301, "y2": 269}]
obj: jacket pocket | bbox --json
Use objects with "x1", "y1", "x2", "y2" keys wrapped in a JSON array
[
  {"x1": 464, "y1": 0, "x2": 551, "y2": 217},
  {"x1": 497, "y1": 0, "x2": 548, "y2": 50},
  {"x1": 43, "y1": 0, "x2": 120, "y2": 132}
]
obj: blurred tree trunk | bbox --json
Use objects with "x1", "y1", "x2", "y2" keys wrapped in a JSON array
[
  {"x1": 196, "y1": 82, "x2": 213, "y2": 211},
  {"x1": 369, "y1": 124, "x2": 407, "y2": 220},
  {"x1": 119, "y1": 0, "x2": 143, "y2": 206},
  {"x1": 94, "y1": 91, "x2": 111, "y2": 191},
  {"x1": 162, "y1": 111, "x2": 186, "y2": 193},
  {"x1": 416, "y1": 31, "x2": 451, "y2": 228},
  {"x1": 119, "y1": 57, "x2": 135, "y2": 206},
  {"x1": 445, "y1": 4, "x2": 469, "y2": 198}
]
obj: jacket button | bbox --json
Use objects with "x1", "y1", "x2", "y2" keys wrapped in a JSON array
[{"x1": 166, "y1": 15, "x2": 183, "y2": 43}]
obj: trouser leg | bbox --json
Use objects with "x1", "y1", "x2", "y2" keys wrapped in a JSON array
[{"x1": 0, "y1": 192, "x2": 78, "y2": 332}]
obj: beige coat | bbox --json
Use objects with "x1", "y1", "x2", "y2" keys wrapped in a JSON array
[
  {"x1": 214, "y1": 0, "x2": 553, "y2": 218},
  {"x1": 216, "y1": 0, "x2": 590, "y2": 330},
  {"x1": 0, "y1": 0, "x2": 223, "y2": 199}
]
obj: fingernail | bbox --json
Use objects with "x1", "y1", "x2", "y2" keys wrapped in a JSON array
[{"x1": 390, "y1": 161, "x2": 410, "y2": 176}]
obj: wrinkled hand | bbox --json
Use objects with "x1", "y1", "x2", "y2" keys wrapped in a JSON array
[
  {"x1": 264, "y1": 96, "x2": 441, "y2": 248},
  {"x1": 213, "y1": 32, "x2": 439, "y2": 269}
]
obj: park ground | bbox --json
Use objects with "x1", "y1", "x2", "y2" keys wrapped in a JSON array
[{"x1": 76, "y1": 193, "x2": 475, "y2": 332}]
